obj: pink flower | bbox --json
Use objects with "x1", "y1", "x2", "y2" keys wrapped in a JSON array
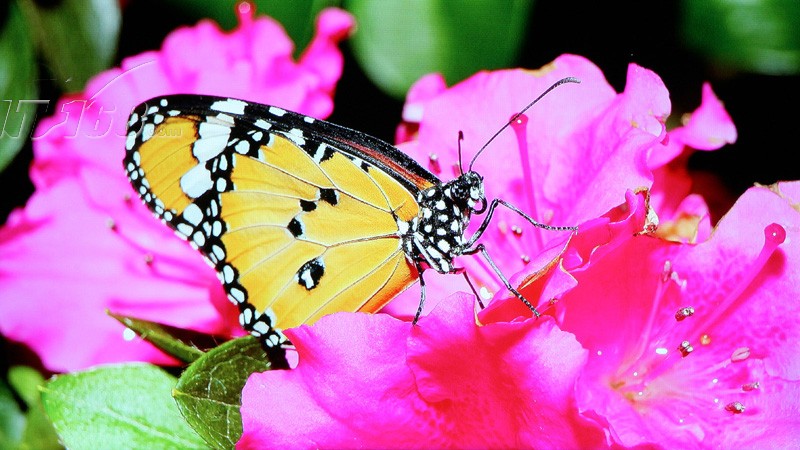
[
  {"x1": 0, "y1": 6, "x2": 354, "y2": 372},
  {"x1": 239, "y1": 292, "x2": 607, "y2": 449},
  {"x1": 386, "y1": 54, "x2": 728, "y2": 319},
  {"x1": 558, "y1": 182, "x2": 800, "y2": 448},
  {"x1": 238, "y1": 55, "x2": 798, "y2": 448}
]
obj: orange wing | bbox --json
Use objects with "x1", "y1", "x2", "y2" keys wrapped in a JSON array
[{"x1": 125, "y1": 95, "x2": 435, "y2": 353}]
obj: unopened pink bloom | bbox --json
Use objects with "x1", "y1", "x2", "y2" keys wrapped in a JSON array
[
  {"x1": 239, "y1": 292, "x2": 606, "y2": 449},
  {"x1": 0, "y1": 7, "x2": 354, "y2": 372}
]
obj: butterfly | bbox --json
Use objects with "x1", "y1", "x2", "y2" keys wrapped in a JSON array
[{"x1": 124, "y1": 78, "x2": 578, "y2": 367}]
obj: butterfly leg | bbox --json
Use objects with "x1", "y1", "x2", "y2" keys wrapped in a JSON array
[
  {"x1": 412, "y1": 260, "x2": 427, "y2": 325},
  {"x1": 462, "y1": 243, "x2": 540, "y2": 317},
  {"x1": 452, "y1": 267, "x2": 486, "y2": 309},
  {"x1": 465, "y1": 198, "x2": 577, "y2": 249}
]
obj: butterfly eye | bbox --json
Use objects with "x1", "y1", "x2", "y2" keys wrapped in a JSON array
[{"x1": 451, "y1": 182, "x2": 468, "y2": 200}]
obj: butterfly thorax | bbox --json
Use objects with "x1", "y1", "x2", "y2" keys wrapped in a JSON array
[{"x1": 404, "y1": 171, "x2": 485, "y2": 274}]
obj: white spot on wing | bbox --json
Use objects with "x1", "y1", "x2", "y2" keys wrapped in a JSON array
[
  {"x1": 176, "y1": 222, "x2": 192, "y2": 237},
  {"x1": 269, "y1": 106, "x2": 286, "y2": 117},
  {"x1": 183, "y1": 203, "x2": 203, "y2": 226},
  {"x1": 126, "y1": 131, "x2": 136, "y2": 150},
  {"x1": 241, "y1": 309, "x2": 252, "y2": 324},
  {"x1": 142, "y1": 123, "x2": 155, "y2": 141},
  {"x1": 252, "y1": 321, "x2": 269, "y2": 334},
  {"x1": 283, "y1": 130, "x2": 305, "y2": 146},
  {"x1": 300, "y1": 270, "x2": 314, "y2": 288},
  {"x1": 397, "y1": 220, "x2": 409, "y2": 234},
  {"x1": 229, "y1": 287, "x2": 245, "y2": 303},
  {"x1": 212, "y1": 244, "x2": 225, "y2": 260},
  {"x1": 223, "y1": 265, "x2": 235, "y2": 283},
  {"x1": 180, "y1": 164, "x2": 214, "y2": 198},
  {"x1": 235, "y1": 141, "x2": 250, "y2": 154},
  {"x1": 194, "y1": 120, "x2": 232, "y2": 161},
  {"x1": 211, "y1": 99, "x2": 248, "y2": 115}
]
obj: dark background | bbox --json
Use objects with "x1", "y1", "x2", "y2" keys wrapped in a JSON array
[{"x1": 2, "y1": 1, "x2": 798, "y2": 223}]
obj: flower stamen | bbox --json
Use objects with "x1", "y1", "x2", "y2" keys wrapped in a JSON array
[
  {"x1": 509, "y1": 113, "x2": 544, "y2": 248},
  {"x1": 690, "y1": 224, "x2": 786, "y2": 339},
  {"x1": 742, "y1": 382, "x2": 760, "y2": 392},
  {"x1": 730, "y1": 347, "x2": 750, "y2": 362},
  {"x1": 675, "y1": 306, "x2": 695, "y2": 321},
  {"x1": 725, "y1": 401, "x2": 746, "y2": 414},
  {"x1": 428, "y1": 153, "x2": 441, "y2": 173},
  {"x1": 678, "y1": 340, "x2": 694, "y2": 357}
]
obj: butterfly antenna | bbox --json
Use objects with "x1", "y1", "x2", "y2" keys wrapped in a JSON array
[
  {"x1": 468, "y1": 77, "x2": 580, "y2": 171},
  {"x1": 457, "y1": 131, "x2": 465, "y2": 175}
]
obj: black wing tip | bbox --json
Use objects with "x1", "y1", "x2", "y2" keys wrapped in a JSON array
[{"x1": 131, "y1": 94, "x2": 257, "y2": 114}]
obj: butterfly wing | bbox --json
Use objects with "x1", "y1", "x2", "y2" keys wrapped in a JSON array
[{"x1": 124, "y1": 95, "x2": 438, "y2": 350}]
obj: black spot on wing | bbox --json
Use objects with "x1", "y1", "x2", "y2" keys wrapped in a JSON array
[
  {"x1": 288, "y1": 217, "x2": 304, "y2": 237},
  {"x1": 302, "y1": 142, "x2": 335, "y2": 163},
  {"x1": 300, "y1": 199, "x2": 316, "y2": 212},
  {"x1": 320, "y1": 188, "x2": 338, "y2": 206},
  {"x1": 297, "y1": 258, "x2": 325, "y2": 290}
]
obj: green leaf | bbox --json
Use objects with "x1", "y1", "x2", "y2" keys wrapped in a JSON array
[
  {"x1": 0, "y1": 1, "x2": 39, "y2": 172},
  {"x1": 108, "y1": 312, "x2": 207, "y2": 364},
  {"x1": 161, "y1": 0, "x2": 339, "y2": 55},
  {"x1": 174, "y1": 336, "x2": 273, "y2": 450},
  {"x1": 7, "y1": 365, "x2": 45, "y2": 408},
  {"x1": 0, "y1": 378, "x2": 25, "y2": 449},
  {"x1": 19, "y1": 399, "x2": 62, "y2": 450},
  {"x1": 681, "y1": 0, "x2": 800, "y2": 75},
  {"x1": 18, "y1": 0, "x2": 121, "y2": 90},
  {"x1": 4, "y1": 366, "x2": 62, "y2": 450},
  {"x1": 346, "y1": 0, "x2": 534, "y2": 98},
  {"x1": 41, "y1": 364, "x2": 205, "y2": 450}
]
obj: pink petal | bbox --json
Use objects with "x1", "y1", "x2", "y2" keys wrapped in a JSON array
[
  {"x1": 1, "y1": 8, "x2": 351, "y2": 371},
  {"x1": 0, "y1": 180, "x2": 233, "y2": 371},
  {"x1": 389, "y1": 55, "x2": 673, "y2": 322},
  {"x1": 239, "y1": 293, "x2": 605, "y2": 448},
  {"x1": 713, "y1": 376, "x2": 800, "y2": 448},
  {"x1": 299, "y1": 8, "x2": 356, "y2": 115},
  {"x1": 649, "y1": 83, "x2": 737, "y2": 229},
  {"x1": 395, "y1": 73, "x2": 448, "y2": 144},
  {"x1": 555, "y1": 182, "x2": 800, "y2": 447},
  {"x1": 672, "y1": 83, "x2": 737, "y2": 152},
  {"x1": 479, "y1": 189, "x2": 654, "y2": 324}
]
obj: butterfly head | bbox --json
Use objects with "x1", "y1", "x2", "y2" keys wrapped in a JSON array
[{"x1": 450, "y1": 171, "x2": 486, "y2": 214}]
